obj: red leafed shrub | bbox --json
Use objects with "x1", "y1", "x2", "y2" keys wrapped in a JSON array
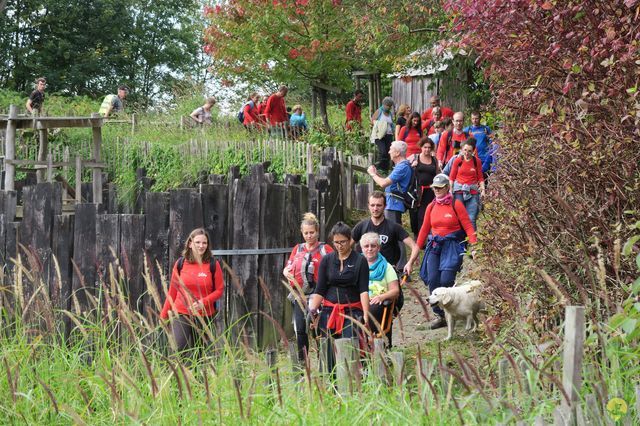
[{"x1": 444, "y1": 0, "x2": 640, "y2": 326}]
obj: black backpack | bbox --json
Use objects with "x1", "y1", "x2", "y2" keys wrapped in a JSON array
[
  {"x1": 176, "y1": 256, "x2": 221, "y2": 313},
  {"x1": 390, "y1": 160, "x2": 419, "y2": 210}
]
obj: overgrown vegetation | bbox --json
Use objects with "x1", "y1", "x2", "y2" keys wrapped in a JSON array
[
  {"x1": 445, "y1": 0, "x2": 640, "y2": 325},
  {"x1": 0, "y1": 236, "x2": 638, "y2": 423}
]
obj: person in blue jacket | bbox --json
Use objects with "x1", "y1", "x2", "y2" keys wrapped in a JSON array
[{"x1": 464, "y1": 111, "x2": 493, "y2": 178}]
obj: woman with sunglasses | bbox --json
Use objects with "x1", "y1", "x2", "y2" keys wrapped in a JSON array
[{"x1": 308, "y1": 222, "x2": 370, "y2": 373}]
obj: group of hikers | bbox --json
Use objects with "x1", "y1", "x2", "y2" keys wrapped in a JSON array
[{"x1": 161, "y1": 91, "x2": 493, "y2": 372}]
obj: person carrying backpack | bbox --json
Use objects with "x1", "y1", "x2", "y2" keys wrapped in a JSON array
[
  {"x1": 239, "y1": 92, "x2": 260, "y2": 129},
  {"x1": 283, "y1": 212, "x2": 333, "y2": 364},
  {"x1": 416, "y1": 174, "x2": 477, "y2": 330},
  {"x1": 436, "y1": 112, "x2": 469, "y2": 168},
  {"x1": 398, "y1": 112, "x2": 423, "y2": 156},
  {"x1": 449, "y1": 139, "x2": 486, "y2": 230},
  {"x1": 160, "y1": 228, "x2": 224, "y2": 358}
]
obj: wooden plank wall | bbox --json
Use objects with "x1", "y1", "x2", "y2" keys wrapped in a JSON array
[{"x1": 0, "y1": 149, "x2": 349, "y2": 347}]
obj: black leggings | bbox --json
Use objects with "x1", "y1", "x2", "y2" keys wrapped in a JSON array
[
  {"x1": 369, "y1": 302, "x2": 394, "y2": 347},
  {"x1": 170, "y1": 314, "x2": 215, "y2": 356},
  {"x1": 292, "y1": 301, "x2": 309, "y2": 362},
  {"x1": 375, "y1": 134, "x2": 393, "y2": 172}
]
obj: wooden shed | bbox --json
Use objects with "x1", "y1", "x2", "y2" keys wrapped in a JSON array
[{"x1": 390, "y1": 48, "x2": 470, "y2": 115}]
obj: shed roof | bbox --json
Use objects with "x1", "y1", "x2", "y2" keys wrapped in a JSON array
[{"x1": 389, "y1": 47, "x2": 467, "y2": 78}]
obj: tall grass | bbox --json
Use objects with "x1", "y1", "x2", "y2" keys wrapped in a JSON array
[{"x1": 0, "y1": 251, "x2": 638, "y2": 424}]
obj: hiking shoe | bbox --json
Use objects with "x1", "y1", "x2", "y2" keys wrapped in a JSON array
[{"x1": 430, "y1": 316, "x2": 447, "y2": 330}]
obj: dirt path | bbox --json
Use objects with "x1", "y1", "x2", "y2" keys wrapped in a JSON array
[{"x1": 391, "y1": 257, "x2": 479, "y2": 348}]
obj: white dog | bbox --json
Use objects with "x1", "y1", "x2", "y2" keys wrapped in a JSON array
[{"x1": 428, "y1": 280, "x2": 484, "y2": 340}]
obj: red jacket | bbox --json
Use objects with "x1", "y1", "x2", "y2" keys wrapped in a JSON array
[
  {"x1": 345, "y1": 100, "x2": 362, "y2": 129},
  {"x1": 421, "y1": 106, "x2": 454, "y2": 121},
  {"x1": 265, "y1": 94, "x2": 287, "y2": 125},
  {"x1": 416, "y1": 199, "x2": 477, "y2": 248},
  {"x1": 436, "y1": 130, "x2": 468, "y2": 164},
  {"x1": 160, "y1": 260, "x2": 224, "y2": 318}
]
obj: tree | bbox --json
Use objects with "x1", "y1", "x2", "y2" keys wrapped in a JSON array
[
  {"x1": 203, "y1": 0, "x2": 445, "y2": 126},
  {"x1": 0, "y1": 0, "x2": 202, "y2": 107}
]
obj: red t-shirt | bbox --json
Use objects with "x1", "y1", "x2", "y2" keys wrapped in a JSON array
[
  {"x1": 243, "y1": 102, "x2": 259, "y2": 125},
  {"x1": 449, "y1": 156, "x2": 484, "y2": 185},
  {"x1": 399, "y1": 126, "x2": 422, "y2": 156},
  {"x1": 436, "y1": 130, "x2": 468, "y2": 164},
  {"x1": 345, "y1": 100, "x2": 362, "y2": 129},
  {"x1": 421, "y1": 106, "x2": 454, "y2": 121},
  {"x1": 265, "y1": 94, "x2": 287, "y2": 125},
  {"x1": 286, "y1": 242, "x2": 333, "y2": 287},
  {"x1": 160, "y1": 260, "x2": 224, "y2": 318},
  {"x1": 416, "y1": 200, "x2": 477, "y2": 248}
]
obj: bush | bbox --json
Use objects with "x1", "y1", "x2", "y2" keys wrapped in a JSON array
[{"x1": 445, "y1": 1, "x2": 640, "y2": 324}]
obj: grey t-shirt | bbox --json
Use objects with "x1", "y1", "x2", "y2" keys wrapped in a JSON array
[{"x1": 111, "y1": 96, "x2": 124, "y2": 113}]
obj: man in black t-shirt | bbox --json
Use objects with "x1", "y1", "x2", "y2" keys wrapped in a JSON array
[
  {"x1": 352, "y1": 191, "x2": 420, "y2": 274},
  {"x1": 26, "y1": 77, "x2": 46, "y2": 115}
]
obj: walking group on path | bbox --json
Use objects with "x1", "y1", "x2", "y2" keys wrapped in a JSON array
[{"x1": 159, "y1": 90, "x2": 495, "y2": 375}]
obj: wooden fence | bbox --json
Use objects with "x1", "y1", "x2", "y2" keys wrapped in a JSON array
[{"x1": 0, "y1": 149, "x2": 360, "y2": 347}]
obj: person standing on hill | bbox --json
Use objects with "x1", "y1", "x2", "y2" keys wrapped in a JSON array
[
  {"x1": 100, "y1": 85, "x2": 129, "y2": 118},
  {"x1": 265, "y1": 85, "x2": 288, "y2": 137},
  {"x1": 409, "y1": 137, "x2": 440, "y2": 236},
  {"x1": 345, "y1": 89, "x2": 364, "y2": 130},
  {"x1": 283, "y1": 213, "x2": 333, "y2": 364},
  {"x1": 160, "y1": 228, "x2": 224, "y2": 357},
  {"x1": 242, "y1": 93, "x2": 261, "y2": 129},
  {"x1": 394, "y1": 104, "x2": 411, "y2": 140},
  {"x1": 26, "y1": 77, "x2": 46, "y2": 115},
  {"x1": 190, "y1": 97, "x2": 217, "y2": 125},
  {"x1": 420, "y1": 96, "x2": 454, "y2": 121},
  {"x1": 370, "y1": 97, "x2": 395, "y2": 171}
]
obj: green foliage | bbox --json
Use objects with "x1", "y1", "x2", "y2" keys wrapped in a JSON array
[{"x1": 0, "y1": 0, "x2": 203, "y2": 106}]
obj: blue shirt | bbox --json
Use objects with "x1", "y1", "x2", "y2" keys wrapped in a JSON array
[
  {"x1": 385, "y1": 159, "x2": 412, "y2": 212},
  {"x1": 290, "y1": 112, "x2": 308, "y2": 129},
  {"x1": 464, "y1": 125, "x2": 492, "y2": 172}
]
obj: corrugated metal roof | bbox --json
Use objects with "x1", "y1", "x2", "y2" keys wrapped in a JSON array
[{"x1": 389, "y1": 47, "x2": 467, "y2": 78}]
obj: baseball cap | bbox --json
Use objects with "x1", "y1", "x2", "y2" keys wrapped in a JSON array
[{"x1": 431, "y1": 173, "x2": 450, "y2": 188}]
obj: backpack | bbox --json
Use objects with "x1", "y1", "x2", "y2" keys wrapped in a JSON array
[
  {"x1": 237, "y1": 100, "x2": 254, "y2": 124},
  {"x1": 456, "y1": 154, "x2": 478, "y2": 170},
  {"x1": 176, "y1": 256, "x2": 220, "y2": 313},
  {"x1": 290, "y1": 243, "x2": 328, "y2": 294},
  {"x1": 402, "y1": 126, "x2": 422, "y2": 141},
  {"x1": 443, "y1": 130, "x2": 469, "y2": 158},
  {"x1": 390, "y1": 160, "x2": 419, "y2": 210}
]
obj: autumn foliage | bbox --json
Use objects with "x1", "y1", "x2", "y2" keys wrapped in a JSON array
[{"x1": 444, "y1": 0, "x2": 640, "y2": 325}]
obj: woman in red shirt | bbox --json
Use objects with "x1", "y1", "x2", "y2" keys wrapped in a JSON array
[
  {"x1": 449, "y1": 139, "x2": 486, "y2": 230},
  {"x1": 416, "y1": 174, "x2": 476, "y2": 330},
  {"x1": 399, "y1": 112, "x2": 423, "y2": 157},
  {"x1": 160, "y1": 228, "x2": 224, "y2": 356},
  {"x1": 242, "y1": 92, "x2": 261, "y2": 129},
  {"x1": 283, "y1": 212, "x2": 333, "y2": 364}
]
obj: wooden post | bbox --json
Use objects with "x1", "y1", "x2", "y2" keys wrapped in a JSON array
[
  {"x1": 62, "y1": 147, "x2": 69, "y2": 202},
  {"x1": 345, "y1": 156, "x2": 353, "y2": 210},
  {"x1": 390, "y1": 351, "x2": 405, "y2": 387},
  {"x1": 46, "y1": 152, "x2": 53, "y2": 183},
  {"x1": 90, "y1": 113, "x2": 103, "y2": 205},
  {"x1": 131, "y1": 113, "x2": 137, "y2": 135},
  {"x1": 562, "y1": 306, "x2": 585, "y2": 415},
  {"x1": 4, "y1": 105, "x2": 17, "y2": 191},
  {"x1": 36, "y1": 128, "x2": 49, "y2": 183},
  {"x1": 335, "y1": 338, "x2": 357, "y2": 395},
  {"x1": 75, "y1": 156, "x2": 82, "y2": 204},
  {"x1": 367, "y1": 153, "x2": 375, "y2": 195},
  {"x1": 372, "y1": 338, "x2": 388, "y2": 384},
  {"x1": 318, "y1": 337, "x2": 330, "y2": 375}
]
